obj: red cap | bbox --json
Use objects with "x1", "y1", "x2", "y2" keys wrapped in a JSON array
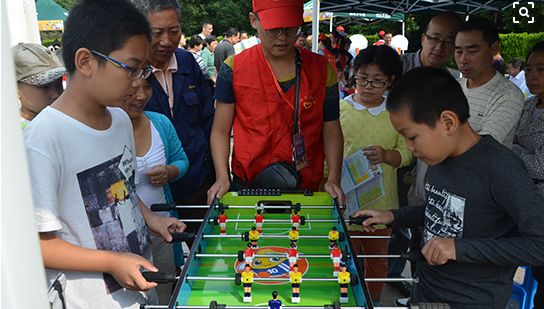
[
  {"x1": 336, "y1": 25, "x2": 345, "y2": 32},
  {"x1": 318, "y1": 33, "x2": 328, "y2": 41},
  {"x1": 252, "y1": 0, "x2": 304, "y2": 30},
  {"x1": 378, "y1": 30, "x2": 385, "y2": 36}
]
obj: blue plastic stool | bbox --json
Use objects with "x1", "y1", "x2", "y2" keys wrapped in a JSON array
[{"x1": 510, "y1": 266, "x2": 538, "y2": 309}]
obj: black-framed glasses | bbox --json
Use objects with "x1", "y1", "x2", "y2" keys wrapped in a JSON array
[
  {"x1": 255, "y1": 14, "x2": 300, "y2": 38},
  {"x1": 91, "y1": 50, "x2": 153, "y2": 80},
  {"x1": 423, "y1": 33, "x2": 455, "y2": 48},
  {"x1": 354, "y1": 77, "x2": 387, "y2": 88}
]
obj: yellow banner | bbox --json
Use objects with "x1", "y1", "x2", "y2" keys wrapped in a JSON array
[{"x1": 38, "y1": 20, "x2": 64, "y2": 31}]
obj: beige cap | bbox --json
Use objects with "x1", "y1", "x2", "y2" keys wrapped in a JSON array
[{"x1": 12, "y1": 43, "x2": 66, "y2": 85}]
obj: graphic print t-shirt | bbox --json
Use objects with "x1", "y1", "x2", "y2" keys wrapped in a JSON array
[{"x1": 25, "y1": 107, "x2": 151, "y2": 309}]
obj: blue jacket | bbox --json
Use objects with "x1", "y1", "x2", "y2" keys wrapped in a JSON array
[
  {"x1": 145, "y1": 49, "x2": 214, "y2": 200},
  {"x1": 145, "y1": 111, "x2": 189, "y2": 204},
  {"x1": 145, "y1": 111, "x2": 189, "y2": 267}
]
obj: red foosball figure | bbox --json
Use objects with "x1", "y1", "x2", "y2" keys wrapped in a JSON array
[
  {"x1": 244, "y1": 242, "x2": 255, "y2": 265},
  {"x1": 291, "y1": 210, "x2": 301, "y2": 228},
  {"x1": 255, "y1": 209, "x2": 264, "y2": 233},
  {"x1": 218, "y1": 209, "x2": 228, "y2": 234},
  {"x1": 330, "y1": 242, "x2": 342, "y2": 276},
  {"x1": 286, "y1": 242, "x2": 299, "y2": 270}
]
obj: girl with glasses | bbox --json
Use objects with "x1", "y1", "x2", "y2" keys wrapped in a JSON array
[{"x1": 340, "y1": 45, "x2": 413, "y2": 303}]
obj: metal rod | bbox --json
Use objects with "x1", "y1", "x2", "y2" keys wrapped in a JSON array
[
  {"x1": 201, "y1": 234, "x2": 391, "y2": 239},
  {"x1": 185, "y1": 276, "x2": 415, "y2": 283},
  {"x1": 191, "y1": 253, "x2": 402, "y2": 259},
  {"x1": 182, "y1": 219, "x2": 339, "y2": 223},
  {"x1": 140, "y1": 306, "x2": 409, "y2": 309},
  {"x1": 171, "y1": 204, "x2": 337, "y2": 209}
]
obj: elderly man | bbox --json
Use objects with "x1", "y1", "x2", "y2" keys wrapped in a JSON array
[{"x1": 131, "y1": 0, "x2": 215, "y2": 240}]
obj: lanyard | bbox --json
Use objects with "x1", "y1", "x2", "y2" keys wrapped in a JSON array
[{"x1": 262, "y1": 48, "x2": 302, "y2": 135}]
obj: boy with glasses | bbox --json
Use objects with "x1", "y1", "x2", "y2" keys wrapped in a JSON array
[
  {"x1": 24, "y1": 1, "x2": 184, "y2": 308},
  {"x1": 208, "y1": 0, "x2": 345, "y2": 205}
]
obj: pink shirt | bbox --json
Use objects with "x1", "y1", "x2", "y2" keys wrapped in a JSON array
[{"x1": 152, "y1": 54, "x2": 178, "y2": 116}]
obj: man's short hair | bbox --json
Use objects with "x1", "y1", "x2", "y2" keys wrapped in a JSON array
[
  {"x1": 224, "y1": 28, "x2": 240, "y2": 38},
  {"x1": 458, "y1": 17, "x2": 499, "y2": 46},
  {"x1": 131, "y1": 0, "x2": 180, "y2": 17},
  {"x1": 62, "y1": 0, "x2": 150, "y2": 74},
  {"x1": 508, "y1": 58, "x2": 524, "y2": 70},
  {"x1": 387, "y1": 67, "x2": 470, "y2": 127},
  {"x1": 425, "y1": 12, "x2": 462, "y2": 33},
  {"x1": 203, "y1": 22, "x2": 212, "y2": 28}
]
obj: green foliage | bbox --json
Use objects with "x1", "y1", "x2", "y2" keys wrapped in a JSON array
[
  {"x1": 179, "y1": 0, "x2": 252, "y2": 37},
  {"x1": 500, "y1": 32, "x2": 544, "y2": 63}
]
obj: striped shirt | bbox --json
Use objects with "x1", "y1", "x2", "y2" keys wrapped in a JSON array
[{"x1": 460, "y1": 71, "x2": 525, "y2": 148}]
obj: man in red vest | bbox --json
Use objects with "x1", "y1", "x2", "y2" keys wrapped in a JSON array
[{"x1": 207, "y1": 0, "x2": 345, "y2": 204}]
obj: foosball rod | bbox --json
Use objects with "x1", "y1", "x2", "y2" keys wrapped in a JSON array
[
  {"x1": 188, "y1": 253, "x2": 410, "y2": 259},
  {"x1": 142, "y1": 273, "x2": 417, "y2": 283},
  {"x1": 140, "y1": 304, "x2": 442, "y2": 309},
  {"x1": 151, "y1": 204, "x2": 344, "y2": 211},
  {"x1": 201, "y1": 234, "x2": 391, "y2": 239},
  {"x1": 180, "y1": 218, "x2": 340, "y2": 223}
]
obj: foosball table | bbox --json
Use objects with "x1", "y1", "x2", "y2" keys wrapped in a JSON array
[{"x1": 142, "y1": 189, "x2": 448, "y2": 309}]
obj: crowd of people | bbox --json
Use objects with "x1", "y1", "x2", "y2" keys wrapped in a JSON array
[{"x1": 11, "y1": 0, "x2": 544, "y2": 308}]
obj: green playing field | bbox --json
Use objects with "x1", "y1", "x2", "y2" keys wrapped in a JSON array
[{"x1": 174, "y1": 192, "x2": 369, "y2": 307}]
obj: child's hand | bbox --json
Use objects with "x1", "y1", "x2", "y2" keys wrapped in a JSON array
[
  {"x1": 421, "y1": 237, "x2": 456, "y2": 266},
  {"x1": 146, "y1": 213, "x2": 186, "y2": 242},
  {"x1": 107, "y1": 252, "x2": 158, "y2": 291},
  {"x1": 363, "y1": 146, "x2": 386, "y2": 165},
  {"x1": 146, "y1": 165, "x2": 171, "y2": 187},
  {"x1": 352, "y1": 209, "x2": 394, "y2": 232}
]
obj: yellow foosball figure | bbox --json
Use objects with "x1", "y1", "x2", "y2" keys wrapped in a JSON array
[
  {"x1": 288, "y1": 226, "x2": 299, "y2": 248},
  {"x1": 289, "y1": 264, "x2": 303, "y2": 303},
  {"x1": 242, "y1": 264, "x2": 254, "y2": 302},
  {"x1": 249, "y1": 226, "x2": 260, "y2": 249},
  {"x1": 338, "y1": 264, "x2": 350, "y2": 303},
  {"x1": 328, "y1": 226, "x2": 339, "y2": 249}
]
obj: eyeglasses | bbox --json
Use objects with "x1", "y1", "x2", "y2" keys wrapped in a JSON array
[
  {"x1": 91, "y1": 50, "x2": 153, "y2": 80},
  {"x1": 255, "y1": 15, "x2": 300, "y2": 38},
  {"x1": 423, "y1": 33, "x2": 455, "y2": 48},
  {"x1": 354, "y1": 77, "x2": 387, "y2": 88}
]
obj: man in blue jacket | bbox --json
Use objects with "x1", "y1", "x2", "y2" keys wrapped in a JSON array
[{"x1": 132, "y1": 0, "x2": 215, "y2": 241}]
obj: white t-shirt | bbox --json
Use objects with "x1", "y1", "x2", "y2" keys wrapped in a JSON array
[
  {"x1": 136, "y1": 122, "x2": 167, "y2": 215},
  {"x1": 460, "y1": 71, "x2": 525, "y2": 147},
  {"x1": 25, "y1": 106, "x2": 154, "y2": 309}
]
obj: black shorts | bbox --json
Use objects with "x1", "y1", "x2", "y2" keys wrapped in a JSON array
[
  {"x1": 244, "y1": 283, "x2": 252, "y2": 287},
  {"x1": 292, "y1": 283, "x2": 300, "y2": 288},
  {"x1": 340, "y1": 283, "x2": 348, "y2": 288}
]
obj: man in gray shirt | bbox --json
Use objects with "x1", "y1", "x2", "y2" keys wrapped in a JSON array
[{"x1": 214, "y1": 28, "x2": 240, "y2": 72}]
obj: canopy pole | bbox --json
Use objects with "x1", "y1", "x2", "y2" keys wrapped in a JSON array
[
  {"x1": 402, "y1": 20, "x2": 405, "y2": 37},
  {"x1": 311, "y1": 0, "x2": 319, "y2": 53},
  {"x1": 329, "y1": 15, "x2": 333, "y2": 33}
]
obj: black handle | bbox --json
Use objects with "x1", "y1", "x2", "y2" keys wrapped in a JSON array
[
  {"x1": 150, "y1": 203, "x2": 175, "y2": 212},
  {"x1": 349, "y1": 215, "x2": 371, "y2": 225},
  {"x1": 142, "y1": 271, "x2": 176, "y2": 283},
  {"x1": 170, "y1": 232, "x2": 196, "y2": 243}
]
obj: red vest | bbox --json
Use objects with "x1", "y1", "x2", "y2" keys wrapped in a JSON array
[{"x1": 232, "y1": 45, "x2": 327, "y2": 190}]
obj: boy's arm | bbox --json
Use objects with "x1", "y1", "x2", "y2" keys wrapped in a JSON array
[
  {"x1": 207, "y1": 102, "x2": 235, "y2": 203},
  {"x1": 40, "y1": 233, "x2": 158, "y2": 291},
  {"x1": 323, "y1": 119, "x2": 345, "y2": 205},
  {"x1": 390, "y1": 205, "x2": 426, "y2": 228},
  {"x1": 138, "y1": 197, "x2": 186, "y2": 242},
  {"x1": 455, "y1": 158, "x2": 544, "y2": 266}
]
